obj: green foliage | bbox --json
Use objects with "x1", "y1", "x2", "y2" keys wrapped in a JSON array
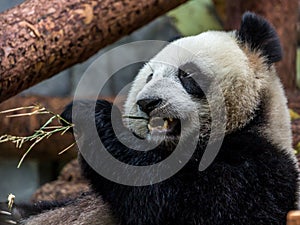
[
  {"x1": 168, "y1": 0, "x2": 222, "y2": 36},
  {"x1": 0, "y1": 105, "x2": 74, "y2": 168}
]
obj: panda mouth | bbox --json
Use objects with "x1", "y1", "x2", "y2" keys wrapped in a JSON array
[{"x1": 147, "y1": 117, "x2": 180, "y2": 134}]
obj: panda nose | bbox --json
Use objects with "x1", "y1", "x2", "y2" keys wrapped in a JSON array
[{"x1": 137, "y1": 98, "x2": 162, "y2": 114}]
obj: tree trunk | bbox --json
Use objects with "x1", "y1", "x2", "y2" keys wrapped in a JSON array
[
  {"x1": 225, "y1": 0, "x2": 298, "y2": 91},
  {"x1": 0, "y1": 0, "x2": 187, "y2": 103}
]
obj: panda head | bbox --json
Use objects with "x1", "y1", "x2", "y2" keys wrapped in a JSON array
[{"x1": 124, "y1": 12, "x2": 290, "y2": 148}]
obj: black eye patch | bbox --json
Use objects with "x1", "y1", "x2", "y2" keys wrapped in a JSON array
[
  {"x1": 178, "y1": 63, "x2": 210, "y2": 98},
  {"x1": 146, "y1": 73, "x2": 153, "y2": 83}
]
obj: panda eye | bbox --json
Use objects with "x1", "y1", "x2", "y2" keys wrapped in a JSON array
[
  {"x1": 178, "y1": 65, "x2": 210, "y2": 98},
  {"x1": 146, "y1": 73, "x2": 153, "y2": 83},
  {"x1": 178, "y1": 69, "x2": 193, "y2": 79}
]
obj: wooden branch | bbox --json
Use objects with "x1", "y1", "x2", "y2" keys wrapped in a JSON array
[
  {"x1": 0, "y1": 0, "x2": 187, "y2": 103},
  {"x1": 32, "y1": 159, "x2": 89, "y2": 202},
  {"x1": 287, "y1": 91, "x2": 300, "y2": 147},
  {"x1": 287, "y1": 91, "x2": 300, "y2": 114},
  {"x1": 287, "y1": 211, "x2": 300, "y2": 225}
]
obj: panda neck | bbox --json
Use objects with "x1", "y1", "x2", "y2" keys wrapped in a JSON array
[
  {"x1": 236, "y1": 78, "x2": 293, "y2": 153},
  {"x1": 264, "y1": 78, "x2": 293, "y2": 151}
]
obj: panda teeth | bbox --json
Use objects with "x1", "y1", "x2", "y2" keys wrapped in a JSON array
[
  {"x1": 163, "y1": 120, "x2": 169, "y2": 129},
  {"x1": 148, "y1": 117, "x2": 170, "y2": 131},
  {"x1": 147, "y1": 124, "x2": 153, "y2": 131}
]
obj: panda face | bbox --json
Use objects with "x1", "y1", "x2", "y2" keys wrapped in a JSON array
[
  {"x1": 133, "y1": 61, "x2": 202, "y2": 143},
  {"x1": 124, "y1": 31, "x2": 260, "y2": 143},
  {"x1": 124, "y1": 13, "x2": 284, "y2": 146}
]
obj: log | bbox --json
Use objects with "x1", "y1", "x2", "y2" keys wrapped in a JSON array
[
  {"x1": 0, "y1": 0, "x2": 187, "y2": 103},
  {"x1": 287, "y1": 211, "x2": 300, "y2": 225},
  {"x1": 287, "y1": 91, "x2": 300, "y2": 114},
  {"x1": 287, "y1": 91, "x2": 300, "y2": 147},
  {"x1": 32, "y1": 159, "x2": 89, "y2": 202}
]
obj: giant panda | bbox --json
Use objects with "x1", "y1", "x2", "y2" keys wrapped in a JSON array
[{"x1": 0, "y1": 12, "x2": 299, "y2": 225}]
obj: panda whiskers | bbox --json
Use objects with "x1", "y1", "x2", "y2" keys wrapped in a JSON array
[
  {"x1": 122, "y1": 115, "x2": 148, "y2": 120},
  {"x1": 146, "y1": 62, "x2": 154, "y2": 72}
]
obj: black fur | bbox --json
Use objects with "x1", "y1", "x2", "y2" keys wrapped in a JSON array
[
  {"x1": 73, "y1": 99, "x2": 297, "y2": 225},
  {"x1": 1, "y1": 98, "x2": 298, "y2": 225},
  {"x1": 178, "y1": 62, "x2": 211, "y2": 98},
  {"x1": 146, "y1": 73, "x2": 153, "y2": 83},
  {"x1": 237, "y1": 12, "x2": 282, "y2": 64}
]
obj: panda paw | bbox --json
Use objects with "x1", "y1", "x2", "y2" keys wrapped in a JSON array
[
  {"x1": 60, "y1": 100, "x2": 113, "y2": 124},
  {"x1": 60, "y1": 99, "x2": 115, "y2": 135}
]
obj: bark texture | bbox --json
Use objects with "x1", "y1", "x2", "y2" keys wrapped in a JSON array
[
  {"x1": 287, "y1": 210, "x2": 300, "y2": 225},
  {"x1": 287, "y1": 91, "x2": 300, "y2": 147},
  {"x1": 0, "y1": 0, "x2": 187, "y2": 103},
  {"x1": 32, "y1": 159, "x2": 89, "y2": 202},
  {"x1": 224, "y1": 0, "x2": 298, "y2": 91}
]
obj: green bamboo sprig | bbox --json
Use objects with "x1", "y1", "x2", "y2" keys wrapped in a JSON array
[{"x1": 0, "y1": 104, "x2": 74, "y2": 168}]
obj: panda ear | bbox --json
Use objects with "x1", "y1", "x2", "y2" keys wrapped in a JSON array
[{"x1": 237, "y1": 12, "x2": 282, "y2": 65}]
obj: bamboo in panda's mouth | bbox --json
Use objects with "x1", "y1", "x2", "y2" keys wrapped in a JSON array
[{"x1": 122, "y1": 115, "x2": 148, "y2": 120}]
